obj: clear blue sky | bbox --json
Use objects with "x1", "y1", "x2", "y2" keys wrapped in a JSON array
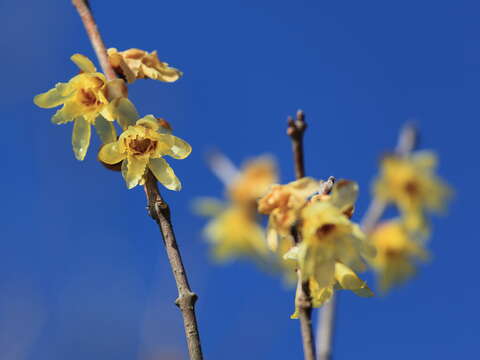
[{"x1": 0, "y1": 1, "x2": 477, "y2": 359}]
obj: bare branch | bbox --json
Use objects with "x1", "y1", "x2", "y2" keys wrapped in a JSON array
[
  {"x1": 287, "y1": 110, "x2": 316, "y2": 360},
  {"x1": 71, "y1": 0, "x2": 116, "y2": 81},
  {"x1": 287, "y1": 110, "x2": 307, "y2": 179},
  {"x1": 143, "y1": 172, "x2": 203, "y2": 360}
]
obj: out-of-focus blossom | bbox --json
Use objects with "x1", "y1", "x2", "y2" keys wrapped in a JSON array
[
  {"x1": 98, "y1": 115, "x2": 191, "y2": 190},
  {"x1": 374, "y1": 151, "x2": 451, "y2": 231},
  {"x1": 34, "y1": 54, "x2": 122, "y2": 160},
  {"x1": 108, "y1": 48, "x2": 182, "y2": 83},
  {"x1": 228, "y1": 157, "x2": 278, "y2": 209},
  {"x1": 258, "y1": 177, "x2": 321, "y2": 250},
  {"x1": 369, "y1": 220, "x2": 429, "y2": 292},
  {"x1": 203, "y1": 206, "x2": 268, "y2": 261},
  {"x1": 198, "y1": 156, "x2": 277, "y2": 262}
]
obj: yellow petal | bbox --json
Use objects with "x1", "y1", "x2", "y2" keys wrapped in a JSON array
[
  {"x1": 33, "y1": 83, "x2": 73, "y2": 109},
  {"x1": 94, "y1": 115, "x2": 117, "y2": 144},
  {"x1": 125, "y1": 156, "x2": 148, "y2": 189},
  {"x1": 98, "y1": 142, "x2": 125, "y2": 165},
  {"x1": 72, "y1": 117, "x2": 91, "y2": 161},
  {"x1": 148, "y1": 158, "x2": 181, "y2": 191},
  {"x1": 136, "y1": 115, "x2": 160, "y2": 131},
  {"x1": 161, "y1": 134, "x2": 192, "y2": 159},
  {"x1": 71, "y1": 54, "x2": 96, "y2": 73},
  {"x1": 100, "y1": 102, "x2": 117, "y2": 122},
  {"x1": 116, "y1": 98, "x2": 139, "y2": 129},
  {"x1": 330, "y1": 180, "x2": 358, "y2": 214},
  {"x1": 334, "y1": 262, "x2": 374, "y2": 297}
]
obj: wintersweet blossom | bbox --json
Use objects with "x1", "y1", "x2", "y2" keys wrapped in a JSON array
[
  {"x1": 297, "y1": 199, "x2": 373, "y2": 287},
  {"x1": 258, "y1": 177, "x2": 321, "y2": 250},
  {"x1": 374, "y1": 151, "x2": 451, "y2": 231},
  {"x1": 369, "y1": 220, "x2": 429, "y2": 292},
  {"x1": 284, "y1": 180, "x2": 374, "y2": 313},
  {"x1": 197, "y1": 156, "x2": 277, "y2": 262},
  {"x1": 203, "y1": 206, "x2": 268, "y2": 261},
  {"x1": 34, "y1": 54, "x2": 121, "y2": 160},
  {"x1": 228, "y1": 156, "x2": 278, "y2": 208},
  {"x1": 108, "y1": 48, "x2": 182, "y2": 84},
  {"x1": 98, "y1": 115, "x2": 191, "y2": 190}
]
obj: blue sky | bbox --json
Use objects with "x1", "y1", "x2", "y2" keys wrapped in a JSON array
[{"x1": 0, "y1": 1, "x2": 477, "y2": 359}]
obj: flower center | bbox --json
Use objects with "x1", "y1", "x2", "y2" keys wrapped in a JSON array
[
  {"x1": 316, "y1": 223, "x2": 336, "y2": 238},
  {"x1": 404, "y1": 180, "x2": 420, "y2": 197},
  {"x1": 129, "y1": 138, "x2": 156, "y2": 155},
  {"x1": 78, "y1": 89, "x2": 101, "y2": 107}
]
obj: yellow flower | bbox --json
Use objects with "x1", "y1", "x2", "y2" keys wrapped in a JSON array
[
  {"x1": 369, "y1": 220, "x2": 429, "y2": 292},
  {"x1": 203, "y1": 206, "x2": 268, "y2": 261},
  {"x1": 98, "y1": 115, "x2": 191, "y2": 190},
  {"x1": 258, "y1": 177, "x2": 321, "y2": 250},
  {"x1": 295, "y1": 180, "x2": 375, "y2": 286},
  {"x1": 33, "y1": 54, "x2": 123, "y2": 160},
  {"x1": 108, "y1": 48, "x2": 182, "y2": 84},
  {"x1": 291, "y1": 262, "x2": 373, "y2": 318},
  {"x1": 228, "y1": 156, "x2": 278, "y2": 209},
  {"x1": 374, "y1": 151, "x2": 451, "y2": 231}
]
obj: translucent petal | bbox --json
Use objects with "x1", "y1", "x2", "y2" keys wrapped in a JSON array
[
  {"x1": 72, "y1": 117, "x2": 91, "y2": 161},
  {"x1": 116, "y1": 98, "x2": 139, "y2": 129},
  {"x1": 94, "y1": 115, "x2": 117, "y2": 144},
  {"x1": 100, "y1": 102, "x2": 117, "y2": 122},
  {"x1": 148, "y1": 157, "x2": 181, "y2": 191},
  {"x1": 163, "y1": 135, "x2": 192, "y2": 159},
  {"x1": 330, "y1": 180, "x2": 358, "y2": 213},
  {"x1": 125, "y1": 156, "x2": 148, "y2": 189},
  {"x1": 33, "y1": 83, "x2": 73, "y2": 109},
  {"x1": 121, "y1": 157, "x2": 128, "y2": 180},
  {"x1": 136, "y1": 115, "x2": 160, "y2": 131},
  {"x1": 71, "y1": 54, "x2": 96, "y2": 73},
  {"x1": 334, "y1": 262, "x2": 374, "y2": 297},
  {"x1": 98, "y1": 142, "x2": 125, "y2": 165},
  {"x1": 51, "y1": 108, "x2": 74, "y2": 124}
]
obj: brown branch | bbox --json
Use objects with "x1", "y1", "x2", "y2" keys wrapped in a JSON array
[
  {"x1": 361, "y1": 122, "x2": 418, "y2": 234},
  {"x1": 71, "y1": 2, "x2": 204, "y2": 359},
  {"x1": 287, "y1": 110, "x2": 316, "y2": 360},
  {"x1": 144, "y1": 172, "x2": 203, "y2": 360},
  {"x1": 287, "y1": 110, "x2": 307, "y2": 179},
  {"x1": 71, "y1": 0, "x2": 117, "y2": 81}
]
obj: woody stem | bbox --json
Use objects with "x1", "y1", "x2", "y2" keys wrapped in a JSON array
[
  {"x1": 287, "y1": 110, "x2": 316, "y2": 360},
  {"x1": 71, "y1": 2, "x2": 204, "y2": 359}
]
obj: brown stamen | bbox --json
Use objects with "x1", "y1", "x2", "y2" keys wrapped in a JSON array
[{"x1": 316, "y1": 223, "x2": 336, "y2": 237}]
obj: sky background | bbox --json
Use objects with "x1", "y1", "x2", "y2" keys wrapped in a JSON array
[{"x1": 0, "y1": 0, "x2": 477, "y2": 359}]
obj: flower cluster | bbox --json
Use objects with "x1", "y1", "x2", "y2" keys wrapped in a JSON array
[
  {"x1": 34, "y1": 51, "x2": 189, "y2": 190},
  {"x1": 198, "y1": 156, "x2": 278, "y2": 261},
  {"x1": 369, "y1": 150, "x2": 451, "y2": 291},
  {"x1": 259, "y1": 178, "x2": 375, "y2": 313}
]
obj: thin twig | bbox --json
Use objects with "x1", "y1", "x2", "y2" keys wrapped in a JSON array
[
  {"x1": 71, "y1": 0, "x2": 117, "y2": 81},
  {"x1": 316, "y1": 293, "x2": 336, "y2": 360},
  {"x1": 144, "y1": 172, "x2": 204, "y2": 360},
  {"x1": 361, "y1": 122, "x2": 418, "y2": 234},
  {"x1": 71, "y1": 2, "x2": 204, "y2": 359},
  {"x1": 287, "y1": 110, "x2": 307, "y2": 179},
  {"x1": 287, "y1": 110, "x2": 316, "y2": 360}
]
